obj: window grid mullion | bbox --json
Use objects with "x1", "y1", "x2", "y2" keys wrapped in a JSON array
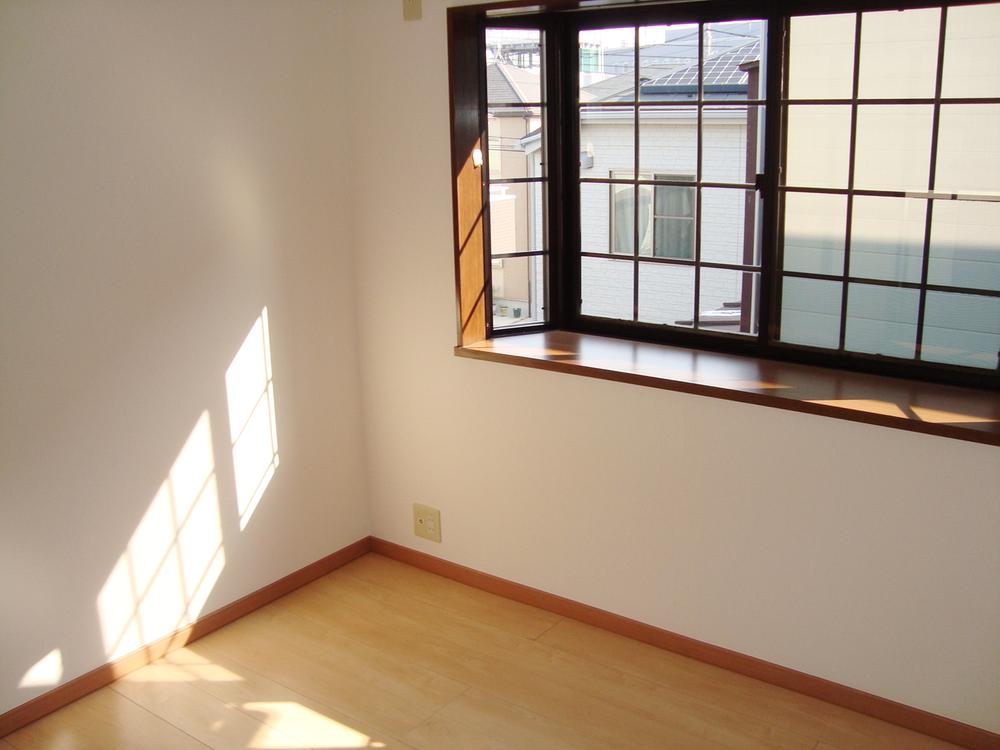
[
  {"x1": 693, "y1": 23, "x2": 704, "y2": 329},
  {"x1": 632, "y1": 26, "x2": 640, "y2": 323},
  {"x1": 763, "y1": 14, "x2": 791, "y2": 345},
  {"x1": 914, "y1": 7, "x2": 949, "y2": 361},
  {"x1": 836, "y1": 12, "x2": 864, "y2": 353}
]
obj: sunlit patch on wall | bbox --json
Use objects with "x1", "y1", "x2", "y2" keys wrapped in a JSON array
[
  {"x1": 97, "y1": 412, "x2": 225, "y2": 661},
  {"x1": 18, "y1": 649, "x2": 63, "y2": 688},
  {"x1": 226, "y1": 307, "x2": 279, "y2": 530},
  {"x1": 242, "y1": 702, "x2": 380, "y2": 749}
]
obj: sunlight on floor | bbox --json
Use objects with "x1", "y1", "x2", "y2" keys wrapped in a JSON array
[
  {"x1": 17, "y1": 649, "x2": 63, "y2": 688},
  {"x1": 243, "y1": 702, "x2": 384, "y2": 749},
  {"x1": 126, "y1": 650, "x2": 243, "y2": 683},
  {"x1": 97, "y1": 411, "x2": 226, "y2": 660},
  {"x1": 226, "y1": 307, "x2": 280, "y2": 531}
]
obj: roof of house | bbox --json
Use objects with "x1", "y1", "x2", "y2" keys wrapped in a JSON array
[
  {"x1": 580, "y1": 67, "x2": 681, "y2": 103},
  {"x1": 486, "y1": 62, "x2": 541, "y2": 105},
  {"x1": 644, "y1": 40, "x2": 761, "y2": 88},
  {"x1": 594, "y1": 39, "x2": 761, "y2": 102}
]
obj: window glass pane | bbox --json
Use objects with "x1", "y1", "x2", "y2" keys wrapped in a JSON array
[
  {"x1": 780, "y1": 277, "x2": 842, "y2": 349},
  {"x1": 782, "y1": 192, "x2": 847, "y2": 276},
  {"x1": 489, "y1": 181, "x2": 545, "y2": 255},
  {"x1": 610, "y1": 181, "x2": 639, "y2": 255},
  {"x1": 641, "y1": 183, "x2": 695, "y2": 259},
  {"x1": 785, "y1": 105, "x2": 851, "y2": 189},
  {"x1": 486, "y1": 29, "x2": 543, "y2": 104},
  {"x1": 654, "y1": 180, "x2": 695, "y2": 217},
  {"x1": 702, "y1": 105, "x2": 762, "y2": 184},
  {"x1": 581, "y1": 256, "x2": 634, "y2": 320},
  {"x1": 788, "y1": 13, "x2": 856, "y2": 100},
  {"x1": 580, "y1": 27, "x2": 636, "y2": 102},
  {"x1": 854, "y1": 105, "x2": 933, "y2": 192},
  {"x1": 941, "y1": 3, "x2": 1000, "y2": 98},
  {"x1": 702, "y1": 188, "x2": 759, "y2": 266},
  {"x1": 487, "y1": 106, "x2": 545, "y2": 180},
  {"x1": 702, "y1": 20, "x2": 765, "y2": 100},
  {"x1": 850, "y1": 196, "x2": 926, "y2": 283},
  {"x1": 858, "y1": 8, "x2": 939, "y2": 99},
  {"x1": 492, "y1": 255, "x2": 546, "y2": 329},
  {"x1": 929, "y1": 200, "x2": 1000, "y2": 291},
  {"x1": 638, "y1": 106, "x2": 695, "y2": 175},
  {"x1": 581, "y1": 106, "x2": 634, "y2": 176},
  {"x1": 845, "y1": 283, "x2": 920, "y2": 359},
  {"x1": 638, "y1": 262, "x2": 694, "y2": 326},
  {"x1": 580, "y1": 181, "x2": 614, "y2": 254},
  {"x1": 921, "y1": 292, "x2": 1000, "y2": 369},
  {"x1": 636, "y1": 23, "x2": 701, "y2": 102},
  {"x1": 935, "y1": 104, "x2": 1000, "y2": 196},
  {"x1": 699, "y1": 268, "x2": 758, "y2": 335}
]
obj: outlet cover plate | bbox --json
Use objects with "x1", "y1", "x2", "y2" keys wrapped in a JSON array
[
  {"x1": 402, "y1": 0, "x2": 422, "y2": 21},
  {"x1": 413, "y1": 503, "x2": 441, "y2": 543}
]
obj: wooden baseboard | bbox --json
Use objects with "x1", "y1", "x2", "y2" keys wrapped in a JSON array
[
  {"x1": 0, "y1": 536, "x2": 373, "y2": 738},
  {"x1": 371, "y1": 538, "x2": 999, "y2": 750}
]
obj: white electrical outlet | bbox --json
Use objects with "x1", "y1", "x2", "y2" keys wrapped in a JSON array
[
  {"x1": 413, "y1": 503, "x2": 441, "y2": 543},
  {"x1": 402, "y1": 0, "x2": 422, "y2": 21}
]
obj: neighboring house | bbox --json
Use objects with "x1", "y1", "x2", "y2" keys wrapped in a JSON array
[
  {"x1": 487, "y1": 62, "x2": 546, "y2": 326},
  {"x1": 572, "y1": 39, "x2": 763, "y2": 329},
  {"x1": 489, "y1": 19, "x2": 1000, "y2": 362}
]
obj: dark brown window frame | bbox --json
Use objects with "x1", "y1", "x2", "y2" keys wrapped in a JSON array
[{"x1": 450, "y1": 0, "x2": 1000, "y2": 394}]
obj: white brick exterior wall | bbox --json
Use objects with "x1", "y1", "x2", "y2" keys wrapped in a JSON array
[{"x1": 579, "y1": 110, "x2": 752, "y2": 326}]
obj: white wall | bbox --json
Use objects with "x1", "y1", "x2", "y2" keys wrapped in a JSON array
[
  {"x1": 347, "y1": 0, "x2": 1000, "y2": 733},
  {"x1": 0, "y1": 0, "x2": 369, "y2": 714},
  {"x1": 1, "y1": 0, "x2": 997, "y2": 735}
]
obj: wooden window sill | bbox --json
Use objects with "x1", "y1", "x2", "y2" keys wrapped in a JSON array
[{"x1": 455, "y1": 331, "x2": 1000, "y2": 446}]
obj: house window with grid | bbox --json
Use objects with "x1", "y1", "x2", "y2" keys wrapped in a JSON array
[
  {"x1": 610, "y1": 172, "x2": 696, "y2": 259},
  {"x1": 471, "y1": 1, "x2": 1000, "y2": 387}
]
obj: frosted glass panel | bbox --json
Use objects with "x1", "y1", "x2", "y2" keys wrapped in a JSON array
[
  {"x1": 850, "y1": 196, "x2": 926, "y2": 283},
  {"x1": 854, "y1": 105, "x2": 933, "y2": 192},
  {"x1": 845, "y1": 284, "x2": 919, "y2": 359},
  {"x1": 783, "y1": 192, "x2": 846, "y2": 276},
  {"x1": 785, "y1": 106, "x2": 851, "y2": 189},
  {"x1": 941, "y1": 3, "x2": 1000, "y2": 98},
  {"x1": 935, "y1": 105, "x2": 1000, "y2": 196},
  {"x1": 780, "y1": 277, "x2": 842, "y2": 349},
  {"x1": 858, "y1": 8, "x2": 939, "y2": 99},
  {"x1": 929, "y1": 200, "x2": 1000, "y2": 291},
  {"x1": 922, "y1": 292, "x2": 1000, "y2": 369},
  {"x1": 788, "y1": 14, "x2": 855, "y2": 100}
]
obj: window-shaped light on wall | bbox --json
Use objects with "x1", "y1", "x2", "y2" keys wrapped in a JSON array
[
  {"x1": 97, "y1": 412, "x2": 225, "y2": 661},
  {"x1": 226, "y1": 308, "x2": 279, "y2": 531}
]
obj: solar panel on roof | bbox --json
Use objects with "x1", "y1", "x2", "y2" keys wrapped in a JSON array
[{"x1": 645, "y1": 40, "x2": 761, "y2": 88}]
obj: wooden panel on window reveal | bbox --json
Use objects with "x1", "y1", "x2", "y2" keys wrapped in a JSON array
[
  {"x1": 450, "y1": 7, "x2": 488, "y2": 345},
  {"x1": 456, "y1": 142, "x2": 488, "y2": 345}
]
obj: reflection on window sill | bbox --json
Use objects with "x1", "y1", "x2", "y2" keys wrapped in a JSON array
[{"x1": 455, "y1": 330, "x2": 1000, "y2": 446}]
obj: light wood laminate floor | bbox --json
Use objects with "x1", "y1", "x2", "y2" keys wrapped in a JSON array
[{"x1": 4, "y1": 553, "x2": 959, "y2": 750}]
